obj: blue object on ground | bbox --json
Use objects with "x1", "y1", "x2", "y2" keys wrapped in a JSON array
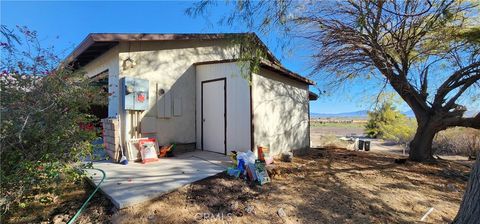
[
  {"x1": 237, "y1": 159, "x2": 245, "y2": 173},
  {"x1": 119, "y1": 156, "x2": 128, "y2": 165},
  {"x1": 227, "y1": 167, "x2": 241, "y2": 177},
  {"x1": 84, "y1": 137, "x2": 108, "y2": 161}
]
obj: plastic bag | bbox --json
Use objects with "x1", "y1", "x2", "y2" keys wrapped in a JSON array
[{"x1": 239, "y1": 151, "x2": 256, "y2": 164}]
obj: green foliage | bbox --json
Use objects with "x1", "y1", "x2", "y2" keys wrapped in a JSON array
[
  {"x1": 0, "y1": 27, "x2": 104, "y2": 214},
  {"x1": 365, "y1": 102, "x2": 416, "y2": 144},
  {"x1": 230, "y1": 34, "x2": 268, "y2": 83}
]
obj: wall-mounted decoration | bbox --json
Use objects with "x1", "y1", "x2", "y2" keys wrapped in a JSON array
[
  {"x1": 122, "y1": 57, "x2": 136, "y2": 71},
  {"x1": 122, "y1": 77, "x2": 149, "y2": 110}
]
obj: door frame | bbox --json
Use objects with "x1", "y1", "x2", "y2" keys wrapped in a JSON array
[{"x1": 201, "y1": 77, "x2": 227, "y2": 154}]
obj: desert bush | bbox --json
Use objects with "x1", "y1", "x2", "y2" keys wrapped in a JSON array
[
  {"x1": 0, "y1": 26, "x2": 104, "y2": 214},
  {"x1": 365, "y1": 102, "x2": 416, "y2": 144},
  {"x1": 433, "y1": 127, "x2": 480, "y2": 157},
  {"x1": 315, "y1": 135, "x2": 350, "y2": 149}
]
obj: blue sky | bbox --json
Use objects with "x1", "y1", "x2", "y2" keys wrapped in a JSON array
[{"x1": 1, "y1": 1, "x2": 395, "y2": 114}]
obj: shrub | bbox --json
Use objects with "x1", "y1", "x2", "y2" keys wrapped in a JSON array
[
  {"x1": 433, "y1": 127, "x2": 480, "y2": 157},
  {"x1": 0, "y1": 26, "x2": 104, "y2": 214},
  {"x1": 365, "y1": 102, "x2": 416, "y2": 144}
]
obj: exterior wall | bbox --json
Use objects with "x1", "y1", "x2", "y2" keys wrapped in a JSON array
[
  {"x1": 80, "y1": 38, "x2": 309, "y2": 157},
  {"x1": 252, "y1": 68, "x2": 309, "y2": 156},
  {"x1": 196, "y1": 62, "x2": 251, "y2": 153},
  {"x1": 82, "y1": 46, "x2": 120, "y2": 117},
  {"x1": 118, "y1": 40, "x2": 238, "y2": 146}
]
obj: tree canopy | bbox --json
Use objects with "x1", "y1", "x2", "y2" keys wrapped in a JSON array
[
  {"x1": 0, "y1": 26, "x2": 103, "y2": 213},
  {"x1": 188, "y1": 0, "x2": 480, "y2": 161},
  {"x1": 188, "y1": 2, "x2": 480, "y2": 220}
]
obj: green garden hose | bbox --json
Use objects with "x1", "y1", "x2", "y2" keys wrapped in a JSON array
[{"x1": 67, "y1": 168, "x2": 106, "y2": 224}]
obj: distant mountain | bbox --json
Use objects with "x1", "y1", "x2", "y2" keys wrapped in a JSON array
[
  {"x1": 311, "y1": 109, "x2": 477, "y2": 118},
  {"x1": 311, "y1": 110, "x2": 368, "y2": 118}
]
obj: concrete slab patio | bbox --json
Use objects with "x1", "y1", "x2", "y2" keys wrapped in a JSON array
[{"x1": 86, "y1": 150, "x2": 231, "y2": 209}]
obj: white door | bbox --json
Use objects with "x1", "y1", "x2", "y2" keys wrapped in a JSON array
[{"x1": 202, "y1": 79, "x2": 226, "y2": 154}]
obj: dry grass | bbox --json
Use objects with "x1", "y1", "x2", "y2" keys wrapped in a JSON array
[
  {"x1": 3, "y1": 182, "x2": 114, "y2": 224},
  {"x1": 111, "y1": 148, "x2": 470, "y2": 224},
  {"x1": 434, "y1": 127, "x2": 480, "y2": 157},
  {"x1": 2, "y1": 183, "x2": 82, "y2": 223},
  {"x1": 311, "y1": 134, "x2": 352, "y2": 149}
]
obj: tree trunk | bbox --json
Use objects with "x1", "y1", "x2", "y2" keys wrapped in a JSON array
[
  {"x1": 408, "y1": 121, "x2": 437, "y2": 162},
  {"x1": 453, "y1": 154, "x2": 480, "y2": 223}
]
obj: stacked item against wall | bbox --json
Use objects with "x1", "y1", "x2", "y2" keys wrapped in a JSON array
[
  {"x1": 101, "y1": 118, "x2": 122, "y2": 162},
  {"x1": 139, "y1": 138, "x2": 159, "y2": 164},
  {"x1": 226, "y1": 146, "x2": 272, "y2": 185},
  {"x1": 127, "y1": 137, "x2": 178, "y2": 163},
  {"x1": 127, "y1": 138, "x2": 150, "y2": 161}
]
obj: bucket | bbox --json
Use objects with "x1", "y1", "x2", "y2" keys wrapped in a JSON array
[
  {"x1": 358, "y1": 140, "x2": 364, "y2": 150},
  {"x1": 364, "y1": 141, "x2": 371, "y2": 151}
]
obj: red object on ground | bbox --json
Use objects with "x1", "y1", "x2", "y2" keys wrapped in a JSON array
[
  {"x1": 159, "y1": 144, "x2": 173, "y2": 157},
  {"x1": 139, "y1": 138, "x2": 159, "y2": 164},
  {"x1": 257, "y1": 146, "x2": 265, "y2": 162}
]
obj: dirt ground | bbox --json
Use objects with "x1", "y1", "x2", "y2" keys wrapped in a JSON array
[
  {"x1": 7, "y1": 148, "x2": 471, "y2": 224},
  {"x1": 107, "y1": 148, "x2": 469, "y2": 224}
]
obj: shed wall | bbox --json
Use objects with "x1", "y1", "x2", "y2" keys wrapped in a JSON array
[
  {"x1": 80, "y1": 39, "x2": 310, "y2": 156},
  {"x1": 252, "y1": 68, "x2": 309, "y2": 156},
  {"x1": 196, "y1": 62, "x2": 251, "y2": 153}
]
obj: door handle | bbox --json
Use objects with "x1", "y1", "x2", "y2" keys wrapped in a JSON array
[{"x1": 203, "y1": 119, "x2": 205, "y2": 122}]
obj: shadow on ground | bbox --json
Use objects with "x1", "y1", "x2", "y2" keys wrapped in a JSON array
[{"x1": 92, "y1": 148, "x2": 470, "y2": 223}]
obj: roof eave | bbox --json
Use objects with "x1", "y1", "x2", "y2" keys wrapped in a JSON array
[
  {"x1": 259, "y1": 60, "x2": 316, "y2": 85},
  {"x1": 64, "y1": 33, "x2": 316, "y2": 86},
  {"x1": 64, "y1": 34, "x2": 95, "y2": 66},
  {"x1": 309, "y1": 91, "x2": 319, "y2": 101}
]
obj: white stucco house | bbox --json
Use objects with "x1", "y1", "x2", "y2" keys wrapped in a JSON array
[{"x1": 66, "y1": 33, "x2": 317, "y2": 160}]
